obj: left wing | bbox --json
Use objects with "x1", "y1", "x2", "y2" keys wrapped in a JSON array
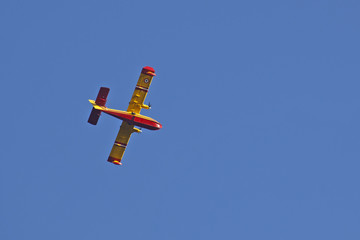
[
  {"x1": 126, "y1": 66, "x2": 156, "y2": 114},
  {"x1": 107, "y1": 121, "x2": 134, "y2": 165}
]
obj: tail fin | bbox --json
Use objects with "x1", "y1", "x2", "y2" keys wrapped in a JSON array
[
  {"x1": 95, "y1": 87, "x2": 110, "y2": 106},
  {"x1": 88, "y1": 108, "x2": 101, "y2": 125},
  {"x1": 88, "y1": 87, "x2": 110, "y2": 125}
]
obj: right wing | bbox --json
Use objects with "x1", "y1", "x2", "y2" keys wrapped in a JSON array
[
  {"x1": 107, "y1": 121, "x2": 134, "y2": 165},
  {"x1": 126, "y1": 66, "x2": 156, "y2": 114}
]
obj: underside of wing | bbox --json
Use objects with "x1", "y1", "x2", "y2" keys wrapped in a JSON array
[
  {"x1": 107, "y1": 121, "x2": 134, "y2": 165},
  {"x1": 127, "y1": 66, "x2": 156, "y2": 114}
]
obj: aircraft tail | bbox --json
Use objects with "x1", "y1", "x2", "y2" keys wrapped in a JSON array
[{"x1": 88, "y1": 87, "x2": 110, "y2": 125}]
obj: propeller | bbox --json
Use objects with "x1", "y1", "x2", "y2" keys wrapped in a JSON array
[{"x1": 148, "y1": 101, "x2": 151, "y2": 109}]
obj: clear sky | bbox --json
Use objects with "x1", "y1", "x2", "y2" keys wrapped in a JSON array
[{"x1": 1, "y1": 0, "x2": 360, "y2": 239}]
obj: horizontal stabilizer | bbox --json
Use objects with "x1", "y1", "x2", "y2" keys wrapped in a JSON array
[
  {"x1": 88, "y1": 87, "x2": 109, "y2": 125},
  {"x1": 95, "y1": 87, "x2": 110, "y2": 106},
  {"x1": 88, "y1": 108, "x2": 101, "y2": 125},
  {"x1": 89, "y1": 99, "x2": 104, "y2": 110}
]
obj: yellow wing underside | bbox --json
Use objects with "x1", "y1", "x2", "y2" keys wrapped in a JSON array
[
  {"x1": 108, "y1": 71, "x2": 155, "y2": 164},
  {"x1": 127, "y1": 72, "x2": 155, "y2": 114},
  {"x1": 108, "y1": 121, "x2": 134, "y2": 163}
]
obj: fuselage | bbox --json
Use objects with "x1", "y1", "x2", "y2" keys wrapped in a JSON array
[{"x1": 102, "y1": 108, "x2": 162, "y2": 130}]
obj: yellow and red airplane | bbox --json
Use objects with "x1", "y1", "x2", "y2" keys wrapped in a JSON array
[{"x1": 88, "y1": 66, "x2": 162, "y2": 165}]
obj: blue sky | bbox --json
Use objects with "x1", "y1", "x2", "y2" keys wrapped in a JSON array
[{"x1": 1, "y1": 0, "x2": 360, "y2": 239}]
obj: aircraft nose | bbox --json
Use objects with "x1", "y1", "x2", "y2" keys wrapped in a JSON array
[{"x1": 157, "y1": 123, "x2": 162, "y2": 129}]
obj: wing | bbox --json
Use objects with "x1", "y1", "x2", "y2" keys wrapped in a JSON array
[
  {"x1": 126, "y1": 66, "x2": 156, "y2": 114},
  {"x1": 107, "y1": 121, "x2": 134, "y2": 165}
]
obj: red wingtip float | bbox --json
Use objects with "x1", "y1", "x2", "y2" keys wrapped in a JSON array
[
  {"x1": 88, "y1": 66, "x2": 162, "y2": 166},
  {"x1": 141, "y1": 66, "x2": 156, "y2": 76}
]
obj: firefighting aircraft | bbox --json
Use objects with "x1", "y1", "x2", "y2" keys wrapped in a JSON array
[{"x1": 88, "y1": 66, "x2": 162, "y2": 165}]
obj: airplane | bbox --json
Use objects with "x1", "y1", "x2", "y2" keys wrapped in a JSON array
[{"x1": 87, "y1": 66, "x2": 162, "y2": 165}]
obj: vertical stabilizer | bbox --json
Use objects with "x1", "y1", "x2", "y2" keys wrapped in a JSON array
[{"x1": 88, "y1": 87, "x2": 110, "y2": 125}]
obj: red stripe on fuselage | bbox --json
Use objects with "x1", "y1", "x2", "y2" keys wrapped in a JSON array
[
  {"x1": 102, "y1": 109, "x2": 162, "y2": 130},
  {"x1": 133, "y1": 116, "x2": 162, "y2": 130}
]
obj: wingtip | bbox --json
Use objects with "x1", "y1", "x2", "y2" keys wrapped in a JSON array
[
  {"x1": 142, "y1": 66, "x2": 156, "y2": 76},
  {"x1": 113, "y1": 160, "x2": 122, "y2": 165},
  {"x1": 108, "y1": 157, "x2": 122, "y2": 166}
]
